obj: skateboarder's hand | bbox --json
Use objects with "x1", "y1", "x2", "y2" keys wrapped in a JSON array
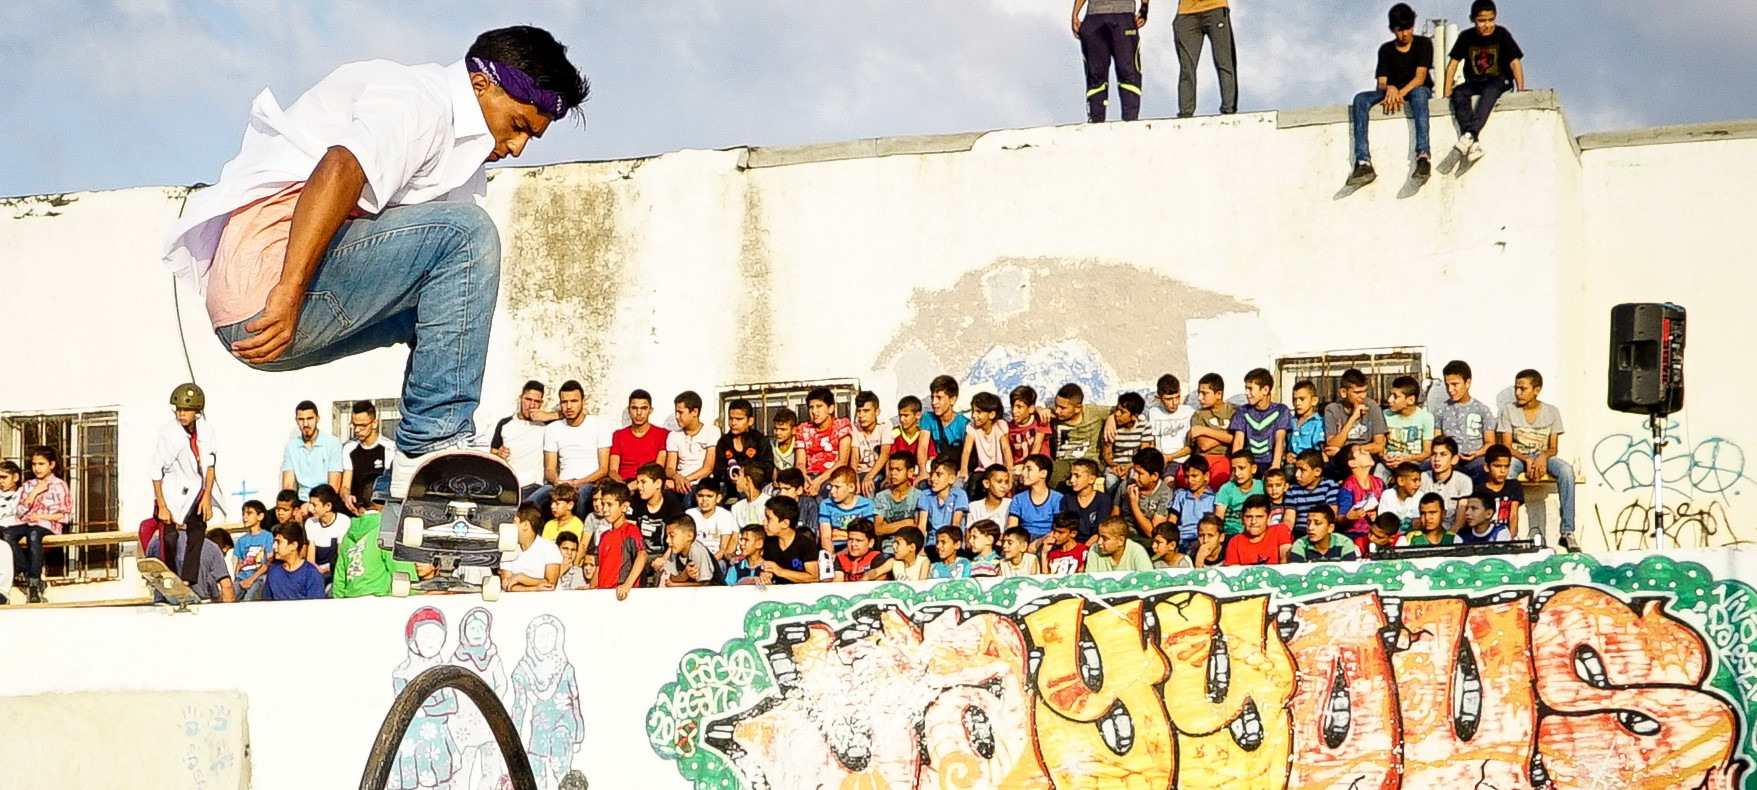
[{"x1": 234, "y1": 285, "x2": 302, "y2": 364}]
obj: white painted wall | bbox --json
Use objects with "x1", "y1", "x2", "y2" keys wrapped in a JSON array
[{"x1": 0, "y1": 93, "x2": 1751, "y2": 555}]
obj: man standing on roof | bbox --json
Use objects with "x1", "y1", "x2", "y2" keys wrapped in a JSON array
[
  {"x1": 153, "y1": 383, "x2": 219, "y2": 588},
  {"x1": 1073, "y1": 0, "x2": 1149, "y2": 123},
  {"x1": 162, "y1": 27, "x2": 590, "y2": 501}
]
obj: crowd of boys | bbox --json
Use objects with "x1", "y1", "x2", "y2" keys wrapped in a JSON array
[{"x1": 116, "y1": 353, "x2": 1574, "y2": 604}]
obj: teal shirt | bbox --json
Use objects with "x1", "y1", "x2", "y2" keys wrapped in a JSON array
[
  {"x1": 1088, "y1": 541, "x2": 1154, "y2": 573},
  {"x1": 1214, "y1": 479, "x2": 1262, "y2": 535}
]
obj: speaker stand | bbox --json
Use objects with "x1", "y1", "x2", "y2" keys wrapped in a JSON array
[{"x1": 1648, "y1": 412, "x2": 1668, "y2": 550}]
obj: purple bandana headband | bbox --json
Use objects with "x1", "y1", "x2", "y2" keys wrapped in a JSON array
[{"x1": 468, "y1": 57, "x2": 565, "y2": 118}]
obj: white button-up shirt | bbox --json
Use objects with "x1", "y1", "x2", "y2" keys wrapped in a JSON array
[
  {"x1": 152, "y1": 415, "x2": 218, "y2": 522},
  {"x1": 161, "y1": 59, "x2": 494, "y2": 294}
]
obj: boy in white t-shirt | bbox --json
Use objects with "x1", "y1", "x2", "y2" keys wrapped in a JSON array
[
  {"x1": 687, "y1": 483, "x2": 738, "y2": 563},
  {"x1": 967, "y1": 464, "x2": 1013, "y2": 526},
  {"x1": 543, "y1": 380, "x2": 613, "y2": 490},
  {"x1": 1377, "y1": 462, "x2": 1433, "y2": 532},
  {"x1": 501, "y1": 503, "x2": 563, "y2": 591},
  {"x1": 1144, "y1": 374, "x2": 1195, "y2": 473},
  {"x1": 999, "y1": 527, "x2": 1040, "y2": 576},
  {"x1": 665, "y1": 391, "x2": 722, "y2": 494},
  {"x1": 872, "y1": 526, "x2": 931, "y2": 581}
]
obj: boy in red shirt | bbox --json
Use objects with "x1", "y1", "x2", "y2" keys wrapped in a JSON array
[
  {"x1": 795, "y1": 387, "x2": 853, "y2": 497},
  {"x1": 592, "y1": 481, "x2": 647, "y2": 600},
  {"x1": 1042, "y1": 514, "x2": 1090, "y2": 575},
  {"x1": 1223, "y1": 495, "x2": 1291, "y2": 566},
  {"x1": 608, "y1": 389, "x2": 668, "y2": 483}
]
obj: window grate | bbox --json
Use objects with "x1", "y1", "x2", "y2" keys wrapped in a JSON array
[
  {"x1": 717, "y1": 379, "x2": 860, "y2": 434},
  {"x1": 1275, "y1": 349, "x2": 1425, "y2": 406},
  {"x1": 2, "y1": 410, "x2": 121, "y2": 582}
]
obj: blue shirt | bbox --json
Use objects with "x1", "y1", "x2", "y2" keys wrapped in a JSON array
[
  {"x1": 1010, "y1": 489, "x2": 1065, "y2": 538},
  {"x1": 1169, "y1": 487, "x2": 1217, "y2": 541},
  {"x1": 1289, "y1": 413, "x2": 1327, "y2": 456},
  {"x1": 281, "y1": 433, "x2": 344, "y2": 499},
  {"x1": 930, "y1": 557, "x2": 972, "y2": 579},
  {"x1": 1228, "y1": 403, "x2": 1294, "y2": 466},
  {"x1": 1285, "y1": 479, "x2": 1341, "y2": 535},
  {"x1": 262, "y1": 561, "x2": 327, "y2": 601},
  {"x1": 921, "y1": 411, "x2": 970, "y2": 462},
  {"x1": 917, "y1": 487, "x2": 970, "y2": 531},
  {"x1": 818, "y1": 496, "x2": 876, "y2": 550},
  {"x1": 725, "y1": 557, "x2": 762, "y2": 585},
  {"x1": 234, "y1": 529, "x2": 276, "y2": 585}
]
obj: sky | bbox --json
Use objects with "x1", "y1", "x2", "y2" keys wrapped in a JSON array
[{"x1": 3, "y1": 0, "x2": 1755, "y2": 197}]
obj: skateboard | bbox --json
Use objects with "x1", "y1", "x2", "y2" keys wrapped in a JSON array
[
  {"x1": 139, "y1": 557, "x2": 203, "y2": 612},
  {"x1": 377, "y1": 449, "x2": 520, "y2": 601}
]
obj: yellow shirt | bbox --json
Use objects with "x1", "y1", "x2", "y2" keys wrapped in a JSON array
[
  {"x1": 542, "y1": 515, "x2": 584, "y2": 543},
  {"x1": 1178, "y1": 0, "x2": 1229, "y2": 14}
]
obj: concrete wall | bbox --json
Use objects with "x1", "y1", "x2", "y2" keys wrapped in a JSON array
[
  {"x1": 0, "y1": 551, "x2": 1752, "y2": 789},
  {"x1": 0, "y1": 92, "x2": 1752, "y2": 556}
]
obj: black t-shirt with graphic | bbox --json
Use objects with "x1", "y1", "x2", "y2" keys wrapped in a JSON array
[
  {"x1": 630, "y1": 490, "x2": 688, "y2": 555},
  {"x1": 1377, "y1": 36, "x2": 1435, "y2": 89},
  {"x1": 1449, "y1": 26, "x2": 1523, "y2": 81},
  {"x1": 763, "y1": 533, "x2": 820, "y2": 585}
]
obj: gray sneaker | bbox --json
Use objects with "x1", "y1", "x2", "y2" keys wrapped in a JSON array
[
  {"x1": 1467, "y1": 140, "x2": 1486, "y2": 163},
  {"x1": 385, "y1": 437, "x2": 476, "y2": 500}
]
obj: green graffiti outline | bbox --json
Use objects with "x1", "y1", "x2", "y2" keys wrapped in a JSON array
[{"x1": 645, "y1": 554, "x2": 1756, "y2": 790}]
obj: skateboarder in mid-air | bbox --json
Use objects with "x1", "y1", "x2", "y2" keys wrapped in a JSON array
[{"x1": 162, "y1": 26, "x2": 589, "y2": 501}]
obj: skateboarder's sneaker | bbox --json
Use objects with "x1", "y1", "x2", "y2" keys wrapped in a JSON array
[
  {"x1": 1454, "y1": 132, "x2": 1475, "y2": 157},
  {"x1": 1413, "y1": 157, "x2": 1431, "y2": 182},
  {"x1": 1346, "y1": 161, "x2": 1377, "y2": 188},
  {"x1": 385, "y1": 438, "x2": 475, "y2": 501},
  {"x1": 1467, "y1": 140, "x2": 1486, "y2": 163}
]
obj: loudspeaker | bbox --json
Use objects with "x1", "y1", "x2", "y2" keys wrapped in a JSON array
[{"x1": 1608, "y1": 303, "x2": 1685, "y2": 415}]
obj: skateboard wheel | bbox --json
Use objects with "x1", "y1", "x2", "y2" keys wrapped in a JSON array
[
  {"x1": 402, "y1": 517, "x2": 425, "y2": 548},
  {"x1": 391, "y1": 572, "x2": 411, "y2": 598},
  {"x1": 497, "y1": 522, "x2": 519, "y2": 553},
  {"x1": 481, "y1": 575, "x2": 502, "y2": 602}
]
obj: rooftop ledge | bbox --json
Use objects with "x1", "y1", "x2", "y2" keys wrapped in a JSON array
[{"x1": 729, "y1": 89, "x2": 1757, "y2": 170}]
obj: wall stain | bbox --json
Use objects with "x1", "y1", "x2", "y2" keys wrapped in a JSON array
[
  {"x1": 2, "y1": 193, "x2": 78, "y2": 218},
  {"x1": 874, "y1": 257, "x2": 1254, "y2": 392},
  {"x1": 734, "y1": 184, "x2": 775, "y2": 382},
  {"x1": 502, "y1": 168, "x2": 632, "y2": 411}
]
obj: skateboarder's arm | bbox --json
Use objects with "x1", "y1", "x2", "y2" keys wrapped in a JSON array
[{"x1": 232, "y1": 146, "x2": 366, "y2": 365}]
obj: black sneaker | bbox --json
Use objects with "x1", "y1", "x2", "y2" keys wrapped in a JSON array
[
  {"x1": 1559, "y1": 534, "x2": 1580, "y2": 553},
  {"x1": 1346, "y1": 161, "x2": 1377, "y2": 187},
  {"x1": 1413, "y1": 157, "x2": 1432, "y2": 182},
  {"x1": 27, "y1": 581, "x2": 43, "y2": 604}
]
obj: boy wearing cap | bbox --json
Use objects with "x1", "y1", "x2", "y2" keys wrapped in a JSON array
[{"x1": 152, "y1": 383, "x2": 220, "y2": 590}]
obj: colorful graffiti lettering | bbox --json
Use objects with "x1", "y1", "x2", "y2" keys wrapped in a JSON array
[{"x1": 648, "y1": 556, "x2": 1755, "y2": 789}]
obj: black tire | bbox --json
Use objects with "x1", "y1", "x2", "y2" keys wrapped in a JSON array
[{"x1": 357, "y1": 664, "x2": 539, "y2": 790}]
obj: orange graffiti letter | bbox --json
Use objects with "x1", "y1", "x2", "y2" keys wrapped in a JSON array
[
  {"x1": 1285, "y1": 592, "x2": 1402, "y2": 790},
  {"x1": 1024, "y1": 597, "x2": 1174, "y2": 789},
  {"x1": 1534, "y1": 586, "x2": 1742, "y2": 789},
  {"x1": 1393, "y1": 596, "x2": 1537, "y2": 787},
  {"x1": 1156, "y1": 593, "x2": 1295, "y2": 790}
]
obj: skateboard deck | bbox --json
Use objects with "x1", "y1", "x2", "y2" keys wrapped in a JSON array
[
  {"x1": 139, "y1": 557, "x2": 202, "y2": 611},
  {"x1": 378, "y1": 449, "x2": 520, "y2": 599}
]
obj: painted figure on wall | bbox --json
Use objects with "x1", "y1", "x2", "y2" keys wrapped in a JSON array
[
  {"x1": 392, "y1": 606, "x2": 462, "y2": 790},
  {"x1": 510, "y1": 614, "x2": 584, "y2": 789},
  {"x1": 450, "y1": 607, "x2": 509, "y2": 790}
]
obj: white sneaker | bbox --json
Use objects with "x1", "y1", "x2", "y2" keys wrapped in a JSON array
[
  {"x1": 385, "y1": 438, "x2": 474, "y2": 500},
  {"x1": 1454, "y1": 132, "x2": 1475, "y2": 156},
  {"x1": 1467, "y1": 140, "x2": 1485, "y2": 163}
]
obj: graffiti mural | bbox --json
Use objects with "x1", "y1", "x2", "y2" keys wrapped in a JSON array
[
  {"x1": 647, "y1": 555, "x2": 1756, "y2": 789},
  {"x1": 392, "y1": 608, "x2": 588, "y2": 790},
  {"x1": 1591, "y1": 421, "x2": 1750, "y2": 550}
]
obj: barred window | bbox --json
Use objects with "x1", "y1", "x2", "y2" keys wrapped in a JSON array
[
  {"x1": 2, "y1": 410, "x2": 120, "y2": 581},
  {"x1": 716, "y1": 379, "x2": 860, "y2": 433},
  {"x1": 1275, "y1": 348, "x2": 1425, "y2": 405},
  {"x1": 331, "y1": 398, "x2": 401, "y2": 446}
]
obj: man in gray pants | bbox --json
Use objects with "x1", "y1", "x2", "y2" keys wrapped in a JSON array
[{"x1": 1174, "y1": 0, "x2": 1238, "y2": 117}]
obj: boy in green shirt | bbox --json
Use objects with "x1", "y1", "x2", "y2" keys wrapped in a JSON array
[
  {"x1": 1396, "y1": 493, "x2": 1458, "y2": 546},
  {"x1": 1087, "y1": 517, "x2": 1155, "y2": 573},
  {"x1": 331, "y1": 512, "x2": 418, "y2": 598}
]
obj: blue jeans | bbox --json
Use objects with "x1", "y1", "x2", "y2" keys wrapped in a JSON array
[
  {"x1": 1350, "y1": 86, "x2": 1430, "y2": 164},
  {"x1": 1451, "y1": 78, "x2": 1511, "y2": 138},
  {"x1": 5, "y1": 525, "x2": 50, "y2": 580},
  {"x1": 215, "y1": 202, "x2": 501, "y2": 456},
  {"x1": 1510, "y1": 456, "x2": 1576, "y2": 538}
]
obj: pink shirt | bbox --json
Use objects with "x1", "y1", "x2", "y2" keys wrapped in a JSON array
[
  {"x1": 208, "y1": 184, "x2": 366, "y2": 328},
  {"x1": 20, "y1": 475, "x2": 70, "y2": 534}
]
